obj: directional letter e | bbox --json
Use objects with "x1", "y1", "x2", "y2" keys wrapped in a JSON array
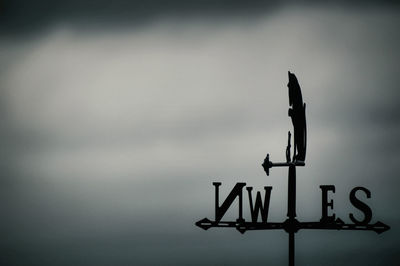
[{"x1": 320, "y1": 185, "x2": 336, "y2": 223}]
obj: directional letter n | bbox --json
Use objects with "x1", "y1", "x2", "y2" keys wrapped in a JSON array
[{"x1": 214, "y1": 182, "x2": 246, "y2": 222}]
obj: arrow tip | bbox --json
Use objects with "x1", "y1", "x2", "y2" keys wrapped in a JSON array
[
  {"x1": 235, "y1": 220, "x2": 247, "y2": 234},
  {"x1": 195, "y1": 218, "x2": 213, "y2": 230},
  {"x1": 373, "y1": 221, "x2": 390, "y2": 234},
  {"x1": 236, "y1": 227, "x2": 246, "y2": 234}
]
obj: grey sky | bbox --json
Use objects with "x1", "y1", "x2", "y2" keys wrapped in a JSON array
[{"x1": 1, "y1": 2, "x2": 399, "y2": 266}]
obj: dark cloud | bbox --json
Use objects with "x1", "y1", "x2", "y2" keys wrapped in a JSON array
[
  {"x1": 0, "y1": 0, "x2": 273, "y2": 34},
  {"x1": 1, "y1": 0, "x2": 399, "y2": 35}
]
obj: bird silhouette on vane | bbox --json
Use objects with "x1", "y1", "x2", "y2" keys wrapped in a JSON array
[
  {"x1": 288, "y1": 71, "x2": 306, "y2": 163},
  {"x1": 262, "y1": 72, "x2": 306, "y2": 175}
]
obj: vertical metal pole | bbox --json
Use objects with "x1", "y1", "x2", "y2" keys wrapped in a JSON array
[
  {"x1": 288, "y1": 165, "x2": 296, "y2": 266},
  {"x1": 287, "y1": 165, "x2": 296, "y2": 218},
  {"x1": 289, "y1": 232, "x2": 295, "y2": 266}
]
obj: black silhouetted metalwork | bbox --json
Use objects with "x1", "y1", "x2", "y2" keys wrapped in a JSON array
[{"x1": 196, "y1": 72, "x2": 390, "y2": 266}]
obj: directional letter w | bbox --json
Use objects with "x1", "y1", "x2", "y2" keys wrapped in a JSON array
[{"x1": 246, "y1": 187, "x2": 272, "y2": 222}]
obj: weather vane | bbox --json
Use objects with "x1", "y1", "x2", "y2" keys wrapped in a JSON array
[{"x1": 195, "y1": 72, "x2": 390, "y2": 266}]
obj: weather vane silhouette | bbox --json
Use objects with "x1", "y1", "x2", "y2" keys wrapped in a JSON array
[{"x1": 196, "y1": 72, "x2": 390, "y2": 266}]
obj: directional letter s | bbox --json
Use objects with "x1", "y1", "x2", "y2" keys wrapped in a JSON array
[{"x1": 349, "y1": 187, "x2": 372, "y2": 225}]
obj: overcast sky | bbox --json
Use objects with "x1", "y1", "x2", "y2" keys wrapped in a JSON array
[{"x1": 1, "y1": 1, "x2": 399, "y2": 266}]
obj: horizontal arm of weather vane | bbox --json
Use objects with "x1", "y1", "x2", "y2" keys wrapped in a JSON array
[{"x1": 262, "y1": 153, "x2": 305, "y2": 176}]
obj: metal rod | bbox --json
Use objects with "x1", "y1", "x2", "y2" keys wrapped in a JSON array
[
  {"x1": 272, "y1": 161, "x2": 305, "y2": 167},
  {"x1": 289, "y1": 232, "x2": 295, "y2": 266},
  {"x1": 288, "y1": 165, "x2": 296, "y2": 266},
  {"x1": 287, "y1": 166, "x2": 296, "y2": 218}
]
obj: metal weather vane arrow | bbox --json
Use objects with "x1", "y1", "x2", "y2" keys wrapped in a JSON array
[{"x1": 195, "y1": 72, "x2": 390, "y2": 266}]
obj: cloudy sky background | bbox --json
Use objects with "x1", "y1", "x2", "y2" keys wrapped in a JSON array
[{"x1": 1, "y1": 1, "x2": 399, "y2": 265}]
